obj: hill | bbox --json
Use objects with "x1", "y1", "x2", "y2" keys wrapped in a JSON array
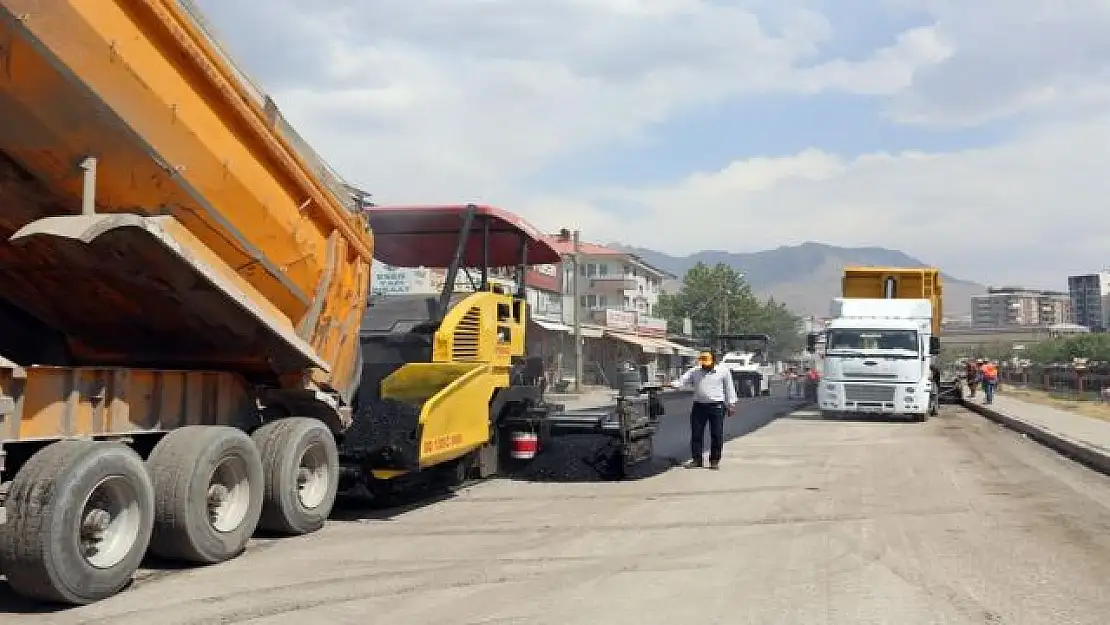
[{"x1": 609, "y1": 241, "x2": 983, "y2": 318}]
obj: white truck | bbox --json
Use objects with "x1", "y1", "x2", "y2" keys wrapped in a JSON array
[{"x1": 810, "y1": 298, "x2": 941, "y2": 422}]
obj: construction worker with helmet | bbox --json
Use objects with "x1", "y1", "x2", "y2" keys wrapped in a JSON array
[
  {"x1": 980, "y1": 359, "x2": 999, "y2": 404},
  {"x1": 670, "y1": 349, "x2": 739, "y2": 470}
]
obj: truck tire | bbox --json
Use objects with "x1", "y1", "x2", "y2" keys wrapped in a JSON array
[
  {"x1": 147, "y1": 426, "x2": 264, "y2": 564},
  {"x1": 0, "y1": 440, "x2": 154, "y2": 605},
  {"x1": 252, "y1": 417, "x2": 339, "y2": 535}
]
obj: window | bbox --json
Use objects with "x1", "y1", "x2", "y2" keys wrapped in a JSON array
[
  {"x1": 599, "y1": 264, "x2": 608, "y2": 276},
  {"x1": 587, "y1": 263, "x2": 597, "y2": 277},
  {"x1": 599, "y1": 295, "x2": 608, "y2": 307}
]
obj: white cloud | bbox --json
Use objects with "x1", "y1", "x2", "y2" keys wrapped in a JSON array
[
  {"x1": 535, "y1": 113, "x2": 1110, "y2": 288},
  {"x1": 884, "y1": 0, "x2": 1110, "y2": 127},
  {"x1": 193, "y1": 0, "x2": 940, "y2": 199},
  {"x1": 190, "y1": 0, "x2": 1110, "y2": 288}
]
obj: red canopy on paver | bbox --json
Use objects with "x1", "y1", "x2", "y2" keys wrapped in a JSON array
[{"x1": 365, "y1": 204, "x2": 562, "y2": 268}]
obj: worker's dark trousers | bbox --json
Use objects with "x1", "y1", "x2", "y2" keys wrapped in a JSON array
[
  {"x1": 983, "y1": 381, "x2": 996, "y2": 404},
  {"x1": 690, "y1": 401, "x2": 726, "y2": 465}
]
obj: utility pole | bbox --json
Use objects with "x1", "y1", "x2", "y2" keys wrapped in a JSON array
[{"x1": 572, "y1": 230, "x2": 583, "y2": 393}]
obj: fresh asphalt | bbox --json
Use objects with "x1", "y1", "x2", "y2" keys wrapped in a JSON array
[
  {"x1": 650, "y1": 387, "x2": 805, "y2": 465},
  {"x1": 516, "y1": 383, "x2": 805, "y2": 481}
]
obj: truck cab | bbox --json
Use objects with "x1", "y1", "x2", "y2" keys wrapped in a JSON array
[{"x1": 812, "y1": 298, "x2": 941, "y2": 422}]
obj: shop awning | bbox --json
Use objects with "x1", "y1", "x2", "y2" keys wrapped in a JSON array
[
  {"x1": 658, "y1": 340, "x2": 699, "y2": 357},
  {"x1": 606, "y1": 332, "x2": 669, "y2": 354},
  {"x1": 579, "y1": 325, "x2": 605, "y2": 338},
  {"x1": 531, "y1": 318, "x2": 571, "y2": 332}
]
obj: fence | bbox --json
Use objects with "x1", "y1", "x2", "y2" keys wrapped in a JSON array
[{"x1": 999, "y1": 367, "x2": 1110, "y2": 401}]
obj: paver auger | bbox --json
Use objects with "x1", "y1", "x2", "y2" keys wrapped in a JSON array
[{"x1": 342, "y1": 204, "x2": 664, "y2": 494}]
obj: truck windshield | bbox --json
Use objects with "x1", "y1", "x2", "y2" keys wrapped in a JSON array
[{"x1": 827, "y1": 329, "x2": 918, "y2": 352}]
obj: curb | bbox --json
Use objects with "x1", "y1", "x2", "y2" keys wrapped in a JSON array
[{"x1": 960, "y1": 399, "x2": 1110, "y2": 476}]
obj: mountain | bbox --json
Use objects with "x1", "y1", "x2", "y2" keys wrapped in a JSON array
[{"x1": 608, "y1": 241, "x2": 984, "y2": 318}]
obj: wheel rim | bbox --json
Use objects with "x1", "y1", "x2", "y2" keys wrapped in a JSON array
[
  {"x1": 296, "y1": 441, "x2": 331, "y2": 509},
  {"x1": 79, "y1": 475, "x2": 143, "y2": 570},
  {"x1": 207, "y1": 454, "x2": 252, "y2": 533}
]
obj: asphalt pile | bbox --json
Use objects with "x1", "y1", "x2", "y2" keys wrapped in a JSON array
[
  {"x1": 510, "y1": 434, "x2": 631, "y2": 482},
  {"x1": 340, "y1": 398, "x2": 421, "y2": 468}
]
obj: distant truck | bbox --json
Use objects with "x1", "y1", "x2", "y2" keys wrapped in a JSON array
[
  {"x1": 717, "y1": 333, "x2": 775, "y2": 397},
  {"x1": 808, "y1": 267, "x2": 942, "y2": 422}
]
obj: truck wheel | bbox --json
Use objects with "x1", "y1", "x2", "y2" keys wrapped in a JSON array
[
  {"x1": 251, "y1": 417, "x2": 339, "y2": 535},
  {"x1": 147, "y1": 426, "x2": 263, "y2": 564},
  {"x1": 0, "y1": 440, "x2": 154, "y2": 605}
]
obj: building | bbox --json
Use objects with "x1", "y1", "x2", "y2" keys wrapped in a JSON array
[
  {"x1": 545, "y1": 230, "x2": 695, "y2": 385},
  {"x1": 970, "y1": 287, "x2": 1072, "y2": 327},
  {"x1": 1068, "y1": 272, "x2": 1110, "y2": 332}
]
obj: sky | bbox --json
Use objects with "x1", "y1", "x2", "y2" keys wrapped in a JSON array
[{"x1": 192, "y1": 0, "x2": 1110, "y2": 289}]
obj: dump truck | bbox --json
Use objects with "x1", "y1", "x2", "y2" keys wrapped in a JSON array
[
  {"x1": 807, "y1": 267, "x2": 943, "y2": 421},
  {"x1": 0, "y1": 1, "x2": 662, "y2": 606}
]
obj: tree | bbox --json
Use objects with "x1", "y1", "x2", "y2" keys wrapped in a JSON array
[
  {"x1": 1024, "y1": 333, "x2": 1110, "y2": 364},
  {"x1": 656, "y1": 262, "x2": 802, "y2": 358}
]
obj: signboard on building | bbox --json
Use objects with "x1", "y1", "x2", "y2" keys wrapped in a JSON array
[
  {"x1": 604, "y1": 309, "x2": 636, "y2": 331},
  {"x1": 371, "y1": 264, "x2": 426, "y2": 294},
  {"x1": 636, "y1": 315, "x2": 668, "y2": 338}
]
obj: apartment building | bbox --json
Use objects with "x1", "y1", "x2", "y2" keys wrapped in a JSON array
[
  {"x1": 1068, "y1": 272, "x2": 1110, "y2": 332},
  {"x1": 970, "y1": 286, "x2": 1072, "y2": 327},
  {"x1": 545, "y1": 231, "x2": 673, "y2": 329},
  {"x1": 545, "y1": 230, "x2": 693, "y2": 383}
]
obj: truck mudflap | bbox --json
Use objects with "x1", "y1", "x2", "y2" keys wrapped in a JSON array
[{"x1": 501, "y1": 390, "x2": 665, "y2": 479}]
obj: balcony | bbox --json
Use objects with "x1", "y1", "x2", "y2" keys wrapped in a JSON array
[{"x1": 585, "y1": 276, "x2": 638, "y2": 291}]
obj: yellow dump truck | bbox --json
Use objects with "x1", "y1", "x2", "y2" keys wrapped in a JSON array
[
  {"x1": 0, "y1": 1, "x2": 664, "y2": 605},
  {"x1": 840, "y1": 267, "x2": 943, "y2": 336},
  {"x1": 808, "y1": 267, "x2": 944, "y2": 421}
]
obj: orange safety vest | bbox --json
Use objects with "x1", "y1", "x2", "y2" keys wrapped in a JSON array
[{"x1": 981, "y1": 363, "x2": 998, "y2": 381}]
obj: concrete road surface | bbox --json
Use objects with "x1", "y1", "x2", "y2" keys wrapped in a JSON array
[{"x1": 8, "y1": 401, "x2": 1110, "y2": 624}]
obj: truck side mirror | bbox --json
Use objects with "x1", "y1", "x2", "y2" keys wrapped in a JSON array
[
  {"x1": 929, "y1": 336, "x2": 941, "y2": 355},
  {"x1": 805, "y1": 333, "x2": 816, "y2": 353}
]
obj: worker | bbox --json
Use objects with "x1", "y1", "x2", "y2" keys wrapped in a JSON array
[
  {"x1": 980, "y1": 359, "x2": 999, "y2": 404},
  {"x1": 785, "y1": 367, "x2": 801, "y2": 399},
  {"x1": 965, "y1": 359, "x2": 980, "y2": 397},
  {"x1": 930, "y1": 362, "x2": 942, "y2": 412},
  {"x1": 670, "y1": 349, "x2": 738, "y2": 470},
  {"x1": 805, "y1": 365, "x2": 820, "y2": 402}
]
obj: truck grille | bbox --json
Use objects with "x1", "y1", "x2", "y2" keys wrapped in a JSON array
[
  {"x1": 844, "y1": 384, "x2": 896, "y2": 403},
  {"x1": 452, "y1": 307, "x2": 481, "y2": 360}
]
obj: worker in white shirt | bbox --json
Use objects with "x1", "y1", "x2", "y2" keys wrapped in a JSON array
[{"x1": 670, "y1": 349, "x2": 739, "y2": 470}]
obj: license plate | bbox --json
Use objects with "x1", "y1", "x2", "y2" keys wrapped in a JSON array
[{"x1": 859, "y1": 405, "x2": 883, "y2": 413}]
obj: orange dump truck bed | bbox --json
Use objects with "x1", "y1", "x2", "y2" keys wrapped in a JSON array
[
  {"x1": 0, "y1": 0, "x2": 372, "y2": 392},
  {"x1": 842, "y1": 266, "x2": 943, "y2": 336}
]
